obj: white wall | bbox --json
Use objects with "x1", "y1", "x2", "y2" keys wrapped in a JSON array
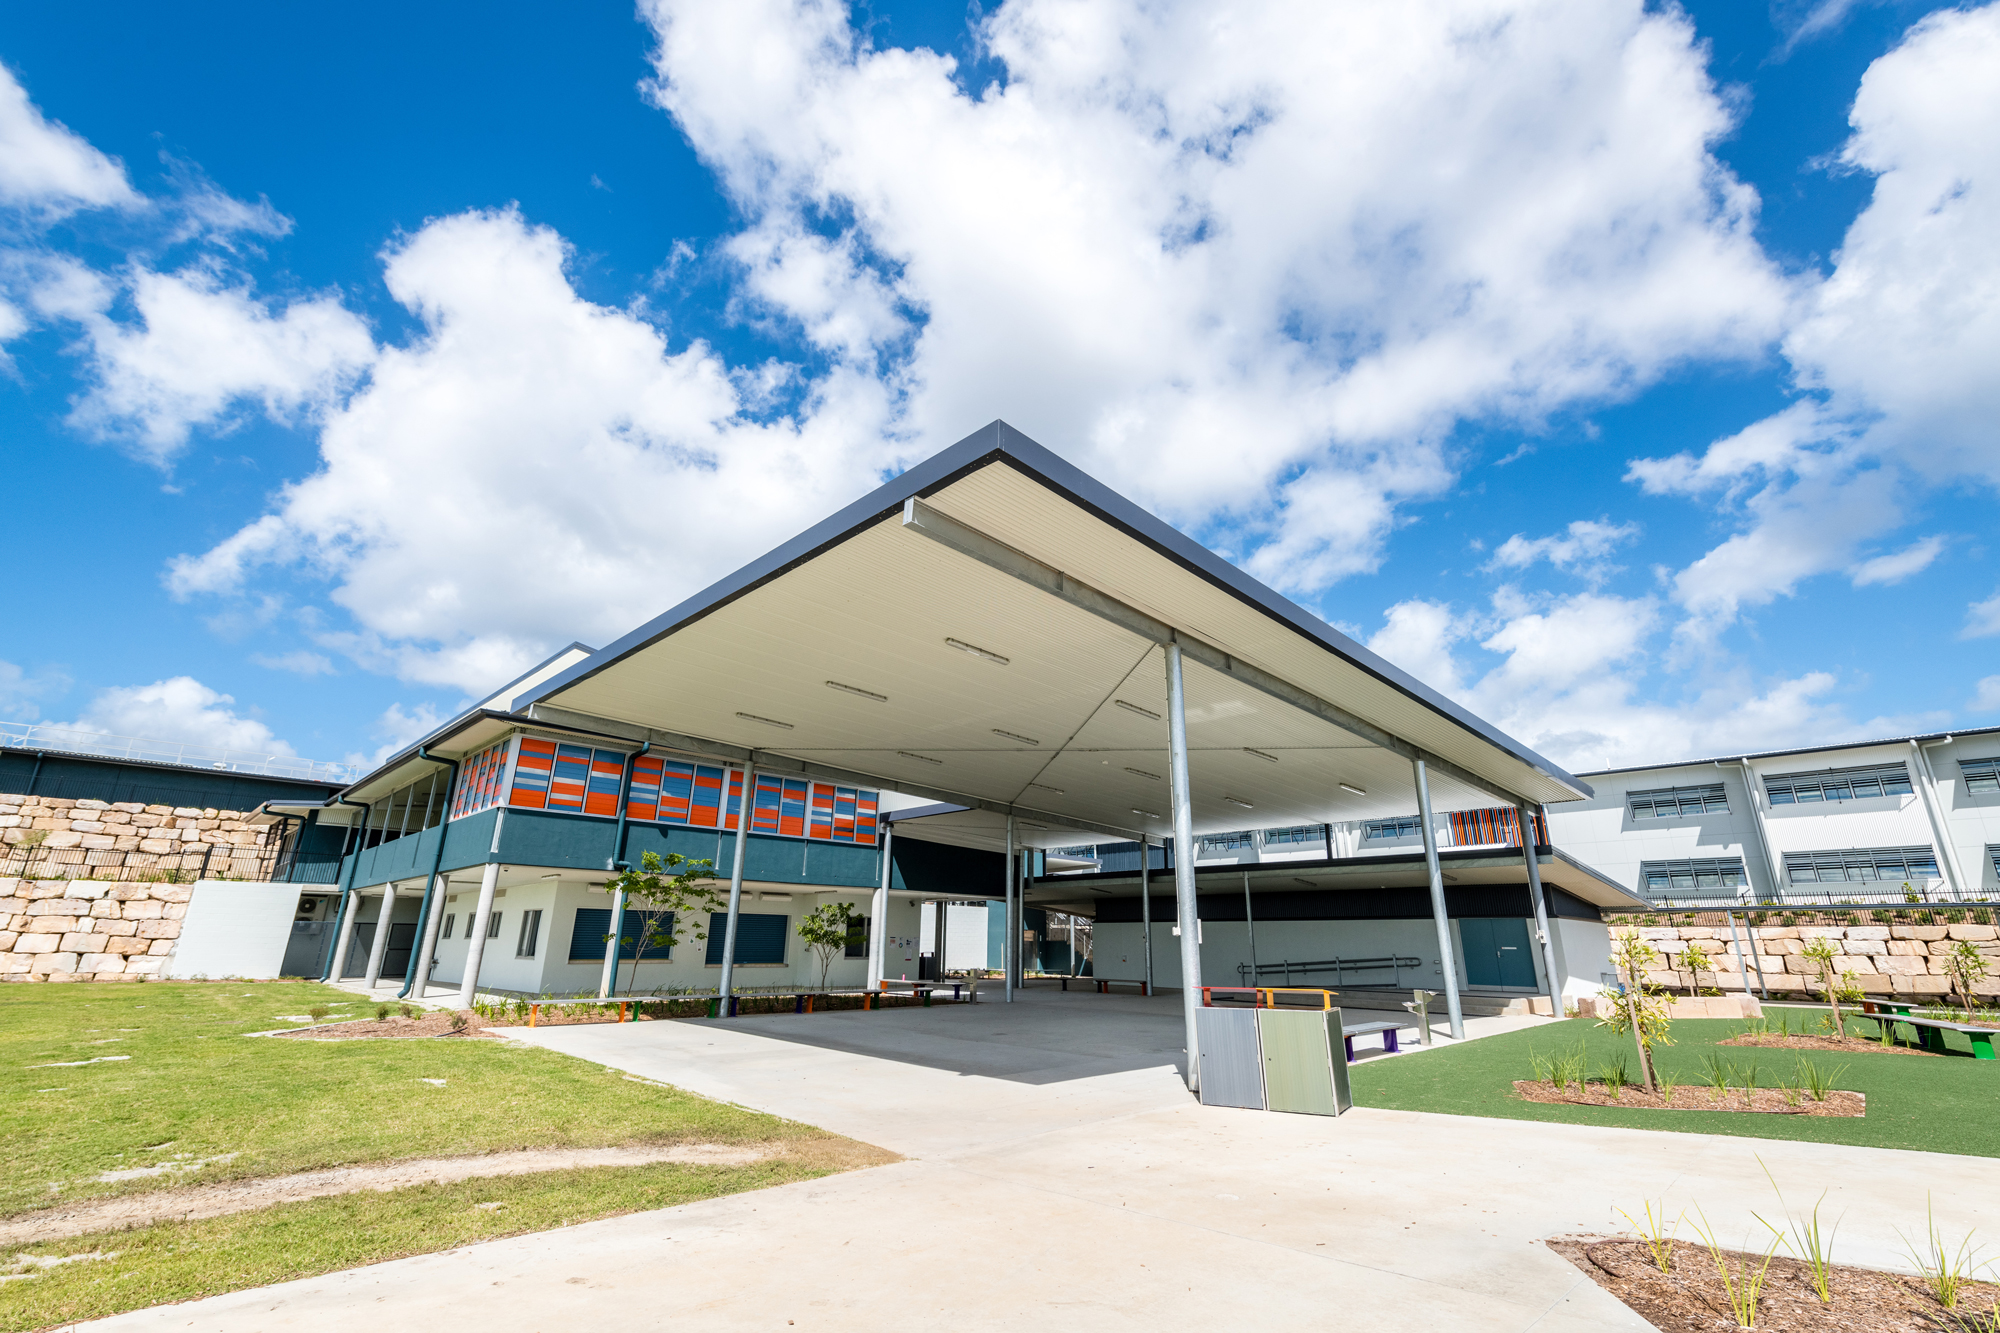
[{"x1": 166, "y1": 881, "x2": 304, "y2": 980}]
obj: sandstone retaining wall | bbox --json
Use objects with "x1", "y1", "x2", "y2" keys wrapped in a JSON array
[
  {"x1": 1627, "y1": 924, "x2": 2000, "y2": 999},
  {"x1": 0, "y1": 876, "x2": 192, "y2": 981}
]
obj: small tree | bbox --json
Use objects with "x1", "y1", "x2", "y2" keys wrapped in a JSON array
[
  {"x1": 603, "y1": 851, "x2": 722, "y2": 994},
  {"x1": 1799, "y1": 935, "x2": 1848, "y2": 1038},
  {"x1": 1678, "y1": 942, "x2": 1715, "y2": 996},
  {"x1": 1597, "y1": 929, "x2": 1673, "y2": 1094},
  {"x1": 1941, "y1": 939, "x2": 1992, "y2": 1021},
  {"x1": 797, "y1": 902, "x2": 859, "y2": 990}
]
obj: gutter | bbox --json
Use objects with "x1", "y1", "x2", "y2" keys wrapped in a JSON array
[
  {"x1": 397, "y1": 748, "x2": 460, "y2": 1000},
  {"x1": 317, "y1": 797, "x2": 372, "y2": 981},
  {"x1": 607, "y1": 743, "x2": 650, "y2": 871}
]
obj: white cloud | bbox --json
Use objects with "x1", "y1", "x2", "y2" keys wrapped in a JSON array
[
  {"x1": 56, "y1": 264, "x2": 376, "y2": 463},
  {"x1": 1489, "y1": 519, "x2": 1639, "y2": 583},
  {"x1": 1972, "y1": 675, "x2": 2000, "y2": 712},
  {"x1": 169, "y1": 207, "x2": 901, "y2": 693},
  {"x1": 1634, "y1": 4, "x2": 2000, "y2": 638},
  {"x1": 359, "y1": 702, "x2": 449, "y2": 766},
  {"x1": 1364, "y1": 591, "x2": 1928, "y2": 770},
  {"x1": 1849, "y1": 533, "x2": 1943, "y2": 586},
  {"x1": 642, "y1": 0, "x2": 1790, "y2": 590},
  {"x1": 0, "y1": 660, "x2": 71, "y2": 723},
  {"x1": 1964, "y1": 589, "x2": 2000, "y2": 639},
  {"x1": 50, "y1": 677, "x2": 295, "y2": 756},
  {"x1": 0, "y1": 61, "x2": 137, "y2": 218},
  {"x1": 250, "y1": 650, "x2": 336, "y2": 676}
]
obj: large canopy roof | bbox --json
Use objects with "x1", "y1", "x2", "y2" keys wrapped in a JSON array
[{"x1": 515, "y1": 422, "x2": 1588, "y2": 849}]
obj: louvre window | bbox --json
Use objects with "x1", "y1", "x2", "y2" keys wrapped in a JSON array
[
  {"x1": 1200, "y1": 833, "x2": 1254, "y2": 852},
  {"x1": 1364, "y1": 817, "x2": 1423, "y2": 840},
  {"x1": 1263, "y1": 826, "x2": 1316, "y2": 846},
  {"x1": 1783, "y1": 846, "x2": 1939, "y2": 884},
  {"x1": 845, "y1": 914, "x2": 870, "y2": 959},
  {"x1": 1628, "y1": 783, "x2": 1728, "y2": 819},
  {"x1": 705, "y1": 912, "x2": 787, "y2": 965},
  {"x1": 486, "y1": 912, "x2": 503, "y2": 939},
  {"x1": 567, "y1": 908, "x2": 674, "y2": 962},
  {"x1": 1640, "y1": 858, "x2": 1749, "y2": 895},
  {"x1": 1765, "y1": 764, "x2": 1912, "y2": 805},
  {"x1": 440, "y1": 914, "x2": 455, "y2": 940},
  {"x1": 516, "y1": 909, "x2": 542, "y2": 958},
  {"x1": 1961, "y1": 757, "x2": 2000, "y2": 794}
]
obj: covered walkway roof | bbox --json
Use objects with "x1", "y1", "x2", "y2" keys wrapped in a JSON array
[{"x1": 505, "y1": 421, "x2": 1589, "y2": 850}]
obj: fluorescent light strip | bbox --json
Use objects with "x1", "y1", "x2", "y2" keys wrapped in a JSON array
[
  {"x1": 1028, "y1": 782, "x2": 1065, "y2": 795},
  {"x1": 1124, "y1": 767, "x2": 1162, "y2": 781},
  {"x1": 1243, "y1": 747, "x2": 1279, "y2": 763},
  {"x1": 826, "y1": 680, "x2": 888, "y2": 702},
  {"x1": 1113, "y1": 699, "x2": 1161, "y2": 721},
  {"x1": 1223, "y1": 796, "x2": 1254, "y2": 809},
  {"x1": 897, "y1": 750, "x2": 944, "y2": 765},
  {"x1": 945, "y1": 637, "x2": 1010, "y2": 665},
  {"x1": 992, "y1": 729, "x2": 1040, "y2": 746},
  {"x1": 736, "y1": 711, "x2": 795, "y2": 730},
  {"x1": 1338, "y1": 782, "x2": 1368, "y2": 796},
  {"x1": 1131, "y1": 808, "x2": 1162, "y2": 820}
]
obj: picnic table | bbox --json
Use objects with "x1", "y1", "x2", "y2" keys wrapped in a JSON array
[{"x1": 1860, "y1": 1000, "x2": 1997, "y2": 1058}]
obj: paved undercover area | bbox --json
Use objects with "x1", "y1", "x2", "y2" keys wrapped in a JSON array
[{"x1": 78, "y1": 991, "x2": 2000, "y2": 1333}]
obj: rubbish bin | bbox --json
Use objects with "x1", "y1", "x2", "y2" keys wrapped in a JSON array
[
  {"x1": 1256, "y1": 1007, "x2": 1352, "y2": 1116},
  {"x1": 1195, "y1": 1006, "x2": 1265, "y2": 1109}
]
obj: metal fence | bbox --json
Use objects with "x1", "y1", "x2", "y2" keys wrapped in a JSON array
[
  {"x1": 0, "y1": 721, "x2": 358, "y2": 784},
  {"x1": 0, "y1": 840, "x2": 281, "y2": 884},
  {"x1": 1632, "y1": 880, "x2": 1995, "y2": 914}
]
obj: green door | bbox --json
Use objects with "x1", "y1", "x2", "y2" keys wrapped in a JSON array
[{"x1": 1461, "y1": 918, "x2": 1537, "y2": 988}]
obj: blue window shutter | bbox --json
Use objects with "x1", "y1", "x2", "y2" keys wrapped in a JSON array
[
  {"x1": 706, "y1": 912, "x2": 788, "y2": 965},
  {"x1": 570, "y1": 907, "x2": 673, "y2": 961}
]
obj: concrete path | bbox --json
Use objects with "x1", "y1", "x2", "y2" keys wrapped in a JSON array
[{"x1": 79, "y1": 987, "x2": 2000, "y2": 1332}]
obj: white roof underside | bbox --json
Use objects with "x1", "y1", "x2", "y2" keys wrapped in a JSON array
[{"x1": 532, "y1": 436, "x2": 1585, "y2": 850}]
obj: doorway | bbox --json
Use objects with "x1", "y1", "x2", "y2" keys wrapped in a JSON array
[{"x1": 1460, "y1": 918, "x2": 1537, "y2": 988}]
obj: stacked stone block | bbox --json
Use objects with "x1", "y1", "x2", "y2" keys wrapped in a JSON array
[
  {"x1": 0, "y1": 876, "x2": 192, "y2": 981},
  {"x1": 1633, "y1": 923, "x2": 2000, "y2": 999},
  {"x1": 0, "y1": 794, "x2": 277, "y2": 882}
]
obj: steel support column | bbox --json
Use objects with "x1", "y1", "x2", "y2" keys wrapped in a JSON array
[
  {"x1": 1413, "y1": 758, "x2": 1465, "y2": 1040},
  {"x1": 718, "y1": 765, "x2": 755, "y2": 1012},
  {"x1": 1140, "y1": 838, "x2": 1154, "y2": 996},
  {"x1": 1004, "y1": 815, "x2": 1016, "y2": 1003},
  {"x1": 1165, "y1": 642, "x2": 1204, "y2": 1092},
  {"x1": 361, "y1": 881, "x2": 398, "y2": 988},
  {"x1": 456, "y1": 810, "x2": 508, "y2": 1009},
  {"x1": 1517, "y1": 803, "x2": 1561, "y2": 1018},
  {"x1": 599, "y1": 887, "x2": 626, "y2": 1000},
  {"x1": 868, "y1": 825, "x2": 892, "y2": 989}
]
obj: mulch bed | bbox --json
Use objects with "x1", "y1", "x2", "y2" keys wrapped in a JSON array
[
  {"x1": 1550, "y1": 1236, "x2": 1997, "y2": 1332},
  {"x1": 1513, "y1": 1080, "x2": 1865, "y2": 1117},
  {"x1": 273, "y1": 1012, "x2": 501, "y2": 1040},
  {"x1": 1720, "y1": 1033, "x2": 1939, "y2": 1057}
]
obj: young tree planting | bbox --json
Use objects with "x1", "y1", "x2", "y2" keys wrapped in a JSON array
[
  {"x1": 1799, "y1": 935, "x2": 1848, "y2": 1038},
  {"x1": 1597, "y1": 929, "x2": 1672, "y2": 1094},
  {"x1": 602, "y1": 850, "x2": 722, "y2": 994},
  {"x1": 1941, "y1": 939, "x2": 1992, "y2": 1021},
  {"x1": 1678, "y1": 941, "x2": 1714, "y2": 996},
  {"x1": 798, "y1": 901, "x2": 859, "y2": 990}
]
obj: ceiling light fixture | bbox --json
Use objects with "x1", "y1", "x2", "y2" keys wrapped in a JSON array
[
  {"x1": 736, "y1": 711, "x2": 794, "y2": 730},
  {"x1": 1018, "y1": 821, "x2": 1049, "y2": 830},
  {"x1": 1125, "y1": 767, "x2": 1163, "y2": 781},
  {"x1": 1338, "y1": 782, "x2": 1368, "y2": 796},
  {"x1": 992, "y1": 729, "x2": 1040, "y2": 746},
  {"x1": 1294, "y1": 878, "x2": 1317, "y2": 888},
  {"x1": 1223, "y1": 796, "x2": 1254, "y2": 809},
  {"x1": 1131, "y1": 808, "x2": 1162, "y2": 820},
  {"x1": 1243, "y1": 747, "x2": 1279, "y2": 763},
  {"x1": 1028, "y1": 782, "x2": 1065, "y2": 796},
  {"x1": 945, "y1": 637, "x2": 1010, "y2": 665},
  {"x1": 826, "y1": 680, "x2": 887, "y2": 702},
  {"x1": 897, "y1": 750, "x2": 944, "y2": 765},
  {"x1": 1113, "y1": 699, "x2": 1161, "y2": 721}
]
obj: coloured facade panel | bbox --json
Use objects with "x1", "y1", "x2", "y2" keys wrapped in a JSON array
[{"x1": 509, "y1": 737, "x2": 554, "y2": 809}]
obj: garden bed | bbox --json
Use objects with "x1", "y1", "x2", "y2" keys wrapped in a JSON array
[
  {"x1": 1720, "y1": 1033, "x2": 1937, "y2": 1057},
  {"x1": 1549, "y1": 1236, "x2": 1997, "y2": 1332},
  {"x1": 1513, "y1": 1080, "x2": 1865, "y2": 1116},
  {"x1": 271, "y1": 1012, "x2": 499, "y2": 1040}
]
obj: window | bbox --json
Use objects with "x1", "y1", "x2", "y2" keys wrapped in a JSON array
[
  {"x1": 1200, "y1": 833, "x2": 1254, "y2": 852},
  {"x1": 1783, "y1": 845, "x2": 1940, "y2": 884},
  {"x1": 486, "y1": 912, "x2": 503, "y2": 939},
  {"x1": 1961, "y1": 758, "x2": 2000, "y2": 794},
  {"x1": 451, "y1": 740, "x2": 514, "y2": 820},
  {"x1": 845, "y1": 914, "x2": 870, "y2": 959},
  {"x1": 1765, "y1": 763, "x2": 1912, "y2": 805},
  {"x1": 440, "y1": 914, "x2": 456, "y2": 940},
  {"x1": 1364, "y1": 817, "x2": 1423, "y2": 840},
  {"x1": 1263, "y1": 826, "x2": 1316, "y2": 846},
  {"x1": 1640, "y1": 858, "x2": 1749, "y2": 895},
  {"x1": 1628, "y1": 783, "x2": 1728, "y2": 819},
  {"x1": 705, "y1": 912, "x2": 787, "y2": 965},
  {"x1": 516, "y1": 910, "x2": 542, "y2": 958},
  {"x1": 568, "y1": 908, "x2": 673, "y2": 961}
]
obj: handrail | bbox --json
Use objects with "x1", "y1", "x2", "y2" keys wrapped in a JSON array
[
  {"x1": 1236, "y1": 955, "x2": 1423, "y2": 987},
  {"x1": 0, "y1": 720, "x2": 358, "y2": 782}
]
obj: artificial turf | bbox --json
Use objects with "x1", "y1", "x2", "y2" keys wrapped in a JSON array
[{"x1": 1347, "y1": 1007, "x2": 2000, "y2": 1157}]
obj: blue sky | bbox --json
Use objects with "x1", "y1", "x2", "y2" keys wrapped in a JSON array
[{"x1": 2, "y1": 0, "x2": 1996, "y2": 778}]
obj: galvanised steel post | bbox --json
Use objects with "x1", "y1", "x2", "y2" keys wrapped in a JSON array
[
  {"x1": 717, "y1": 766, "x2": 755, "y2": 1014},
  {"x1": 1516, "y1": 802, "x2": 1562, "y2": 1019},
  {"x1": 1165, "y1": 641, "x2": 1203, "y2": 1092},
  {"x1": 1413, "y1": 758, "x2": 1465, "y2": 1040},
  {"x1": 1004, "y1": 815, "x2": 1016, "y2": 1003}
]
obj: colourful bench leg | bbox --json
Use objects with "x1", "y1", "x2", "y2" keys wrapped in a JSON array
[
  {"x1": 1343, "y1": 1035, "x2": 1355, "y2": 1063},
  {"x1": 1970, "y1": 1032, "x2": 1996, "y2": 1060},
  {"x1": 1384, "y1": 1029, "x2": 1399, "y2": 1054}
]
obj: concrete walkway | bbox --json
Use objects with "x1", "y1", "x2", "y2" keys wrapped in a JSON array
[{"x1": 80, "y1": 987, "x2": 2000, "y2": 1332}]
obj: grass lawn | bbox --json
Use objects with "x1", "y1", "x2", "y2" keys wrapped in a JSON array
[
  {"x1": 0, "y1": 981, "x2": 889, "y2": 1330},
  {"x1": 1349, "y1": 1006, "x2": 2000, "y2": 1157}
]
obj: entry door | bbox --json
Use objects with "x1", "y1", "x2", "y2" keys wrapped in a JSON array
[{"x1": 1461, "y1": 918, "x2": 1537, "y2": 988}]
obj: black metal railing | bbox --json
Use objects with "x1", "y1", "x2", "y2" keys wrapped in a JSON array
[
  {"x1": 0, "y1": 840, "x2": 279, "y2": 883},
  {"x1": 1235, "y1": 955, "x2": 1425, "y2": 987}
]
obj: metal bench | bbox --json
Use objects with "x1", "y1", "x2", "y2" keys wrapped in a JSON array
[
  {"x1": 1059, "y1": 976, "x2": 1151, "y2": 995},
  {"x1": 1341, "y1": 1019, "x2": 1406, "y2": 1061},
  {"x1": 1861, "y1": 1004, "x2": 1997, "y2": 1058}
]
